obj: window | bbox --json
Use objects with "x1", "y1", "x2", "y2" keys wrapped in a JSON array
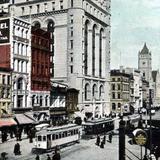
[
  {"x1": 70, "y1": 40, "x2": 73, "y2": 49},
  {"x1": 84, "y1": 20, "x2": 89, "y2": 75},
  {"x1": 71, "y1": 0, "x2": 73, "y2": 7},
  {"x1": 2, "y1": 75, "x2": 5, "y2": 84},
  {"x1": 43, "y1": 136, "x2": 46, "y2": 141},
  {"x1": 21, "y1": 7, "x2": 24, "y2": 15},
  {"x1": 7, "y1": 75, "x2": 10, "y2": 85},
  {"x1": 70, "y1": 27, "x2": 73, "y2": 37},
  {"x1": 85, "y1": 83, "x2": 90, "y2": 100},
  {"x1": 52, "y1": 2, "x2": 55, "y2": 10},
  {"x1": 92, "y1": 84, "x2": 97, "y2": 99},
  {"x1": 118, "y1": 84, "x2": 120, "y2": 90},
  {"x1": 38, "y1": 136, "x2": 42, "y2": 141},
  {"x1": 118, "y1": 93, "x2": 121, "y2": 99},
  {"x1": 44, "y1": 3, "x2": 47, "y2": 12},
  {"x1": 112, "y1": 84, "x2": 115, "y2": 90},
  {"x1": 17, "y1": 95, "x2": 23, "y2": 108},
  {"x1": 112, "y1": 93, "x2": 115, "y2": 99},
  {"x1": 52, "y1": 134, "x2": 55, "y2": 140},
  {"x1": 60, "y1": 0, "x2": 63, "y2": 9},
  {"x1": 99, "y1": 85, "x2": 104, "y2": 99},
  {"x1": 112, "y1": 103, "x2": 116, "y2": 110},
  {"x1": 70, "y1": 57, "x2": 73, "y2": 62},
  {"x1": 40, "y1": 96, "x2": 43, "y2": 106},
  {"x1": 99, "y1": 29, "x2": 103, "y2": 77},
  {"x1": 37, "y1": 4, "x2": 40, "y2": 13},
  {"x1": 17, "y1": 78, "x2": 23, "y2": 90},
  {"x1": 70, "y1": 65, "x2": 73, "y2": 73},
  {"x1": 92, "y1": 25, "x2": 96, "y2": 76}
]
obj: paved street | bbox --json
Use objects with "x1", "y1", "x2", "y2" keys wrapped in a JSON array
[{"x1": 0, "y1": 132, "x2": 145, "y2": 160}]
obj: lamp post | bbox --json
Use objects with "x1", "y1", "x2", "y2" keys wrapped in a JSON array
[{"x1": 119, "y1": 115, "x2": 125, "y2": 160}]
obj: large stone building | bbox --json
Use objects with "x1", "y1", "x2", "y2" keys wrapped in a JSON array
[{"x1": 9, "y1": 0, "x2": 111, "y2": 117}]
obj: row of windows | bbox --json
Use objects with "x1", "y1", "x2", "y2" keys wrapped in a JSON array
[
  {"x1": 83, "y1": 1, "x2": 107, "y2": 22},
  {"x1": 112, "y1": 103, "x2": 121, "y2": 110},
  {"x1": 84, "y1": 21, "x2": 104, "y2": 77},
  {"x1": 22, "y1": 0, "x2": 67, "y2": 15},
  {"x1": 13, "y1": 77, "x2": 25, "y2": 90},
  {"x1": 32, "y1": 95, "x2": 49, "y2": 107},
  {"x1": 85, "y1": 84, "x2": 104, "y2": 101},
  {"x1": 31, "y1": 81, "x2": 50, "y2": 91},
  {"x1": 0, "y1": 88, "x2": 11, "y2": 99},
  {"x1": 0, "y1": 74, "x2": 11, "y2": 85},
  {"x1": 13, "y1": 26, "x2": 29, "y2": 39},
  {"x1": 37, "y1": 129, "x2": 79, "y2": 141},
  {"x1": 13, "y1": 59, "x2": 28, "y2": 73},
  {"x1": 112, "y1": 92, "x2": 121, "y2": 99},
  {"x1": 32, "y1": 35, "x2": 50, "y2": 48},
  {"x1": 111, "y1": 84, "x2": 121, "y2": 90},
  {"x1": 13, "y1": 42, "x2": 29, "y2": 57}
]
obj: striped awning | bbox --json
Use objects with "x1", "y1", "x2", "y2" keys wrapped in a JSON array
[
  {"x1": 15, "y1": 114, "x2": 36, "y2": 125},
  {"x1": 0, "y1": 118, "x2": 17, "y2": 127}
]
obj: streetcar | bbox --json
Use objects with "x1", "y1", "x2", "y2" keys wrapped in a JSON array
[
  {"x1": 33, "y1": 124, "x2": 82, "y2": 153},
  {"x1": 82, "y1": 118, "x2": 114, "y2": 136}
]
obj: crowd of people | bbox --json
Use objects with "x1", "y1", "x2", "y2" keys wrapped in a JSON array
[{"x1": 96, "y1": 133, "x2": 113, "y2": 148}]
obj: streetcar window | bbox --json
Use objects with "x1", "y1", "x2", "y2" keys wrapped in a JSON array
[
  {"x1": 43, "y1": 136, "x2": 46, "y2": 141},
  {"x1": 71, "y1": 130, "x2": 73, "y2": 135},
  {"x1": 64, "y1": 131, "x2": 67, "y2": 137},
  {"x1": 38, "y1": 136, "x2": 42, "y2": 141},
  {"x1": 59, "y1": 133, "x2": 61, "y2": 138},
  {"x1": 52, "y1": 134, "x2": 55, "y2": 140}
]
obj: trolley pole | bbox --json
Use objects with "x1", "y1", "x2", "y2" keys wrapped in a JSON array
[{"x1": 119, "y1": 116, "x2": 125, "y2": 160}]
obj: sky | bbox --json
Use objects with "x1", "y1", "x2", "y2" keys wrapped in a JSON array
[{"x1": 111, "y1": 0, "x2": 160, "y2": 70}]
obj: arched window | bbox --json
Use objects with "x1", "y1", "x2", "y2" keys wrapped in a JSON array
[
  {"x1": 99, "y1": 28, "x2": 103, "y2": 77},
  {"x1": 85, "y1": 83, "x2": 90, "y2": 100},
  {"x1": 33, "y1": 22, "x2": 41, "y2": 29},
  {"x1": 99, "y1": 85, "x2": 104, "y2": 99},
  {"x1": 84, "y1": 20, "x2": 89, "y2": 75},
  {"x1": 92, "y1": 25, "x2": 96, "y2": 76},
  {"x1": 17, "y1": 78, "x2": 23, "y2": 90},
  {"x1": 92, "y1": 84, "x2": 97, "y2": 99},
  {"x1": 112, "y1": 103, "x2": 116, "y2": 110},
  {"x1": 112, "y1": 84, "x2": 115, "y2": 90}
]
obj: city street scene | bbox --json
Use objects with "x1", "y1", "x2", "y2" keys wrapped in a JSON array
[{"x1": 0, "y1": 0, "x2": 160, "y2": 160}]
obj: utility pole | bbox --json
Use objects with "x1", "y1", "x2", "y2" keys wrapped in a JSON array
[
  {"x1": 119, "y1": 116, "x2": 125, "y2": 160},
  {"x1": 149, "y1": 89, "x2": 153, "y2": 155}
]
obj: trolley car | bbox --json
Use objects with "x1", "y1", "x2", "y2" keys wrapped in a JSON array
[
  {"x1": 33, "y1": 124, "x2": 81, "y2": 153},
  {"x1": 82, "y1": 118, "x2": 114, "y2": 136}
]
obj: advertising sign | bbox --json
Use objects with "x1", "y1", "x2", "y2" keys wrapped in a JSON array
[{"x1": 0, "y1": 19, "x2": 10, "y2": 43}]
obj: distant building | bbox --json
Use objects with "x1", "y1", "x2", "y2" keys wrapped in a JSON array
[
  {"x1": 0, "y1": 67, "x2": 12, "y2": 117},
  {"x1": 110, "y1": 69, "x2": 131, "y2": 114},
  {"x1": 138, "y1": 43, "x2": 152, "y2": 84},
  {"x1": 152, "y1": 70, "x2": 160, "y2": 106}
]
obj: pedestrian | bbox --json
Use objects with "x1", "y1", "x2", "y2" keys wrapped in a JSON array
[
  {"x1": 96, "y1": 135, "x2": 100, "y2": 146},
  {"x1": 103, "y1": 135, "x2": 106, "y2": 144},
  {"x1": 13, "y1": 143, "x2": 21, "y2": 155},
  {"x1": 108, "y1": 132, "x2": 112, "y2": 143},
  {"x1": 100, "y1": 140, "x2": 104, "y2": 148},
  {"x1": 47, "y1": 154, "x2": 51, "y2": 160},
  {"x1": 35, "y1": 154, "x2": 40, "y2": 160}
]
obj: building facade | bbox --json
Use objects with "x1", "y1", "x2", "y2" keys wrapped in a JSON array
[
  {"x1": 0, "y1": 16, "x2": 31, "y2": 113},
  {"x1": 0, "y1": 67, "x2": 12, "y2": 117},
  {"x1": 31, "y1": 27, "x2": 50, "y2": 110},
  {"x1": 110, "y1": 70, "x2": 130, "y2": 114},
  {"x1": 11, "y1": 0, "x2": 111, "y2": 117}
]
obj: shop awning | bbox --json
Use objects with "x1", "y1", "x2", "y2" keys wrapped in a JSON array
[
  {"x1": 15, "y1": 114, "x2": 36, "y2": 125},
  {"x1": 0, "y1": 118, "x2": 17, "y2": 127}
]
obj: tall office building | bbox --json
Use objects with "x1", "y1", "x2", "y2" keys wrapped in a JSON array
[{"x1": 5, "y1": 0, "x2": 111, "y2": 117}]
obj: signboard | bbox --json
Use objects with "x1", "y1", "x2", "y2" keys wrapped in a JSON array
[
  {"x1": 0, "y1": 19, "x2": 10, "y2": 43},
  {"x1": 133, "y1": 129, "x2": 147, "y2": 146}
]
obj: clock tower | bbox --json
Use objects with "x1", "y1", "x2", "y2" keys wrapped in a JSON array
[{"x1": 138, "y1": 43, "x2": 152, "y2": 83}]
